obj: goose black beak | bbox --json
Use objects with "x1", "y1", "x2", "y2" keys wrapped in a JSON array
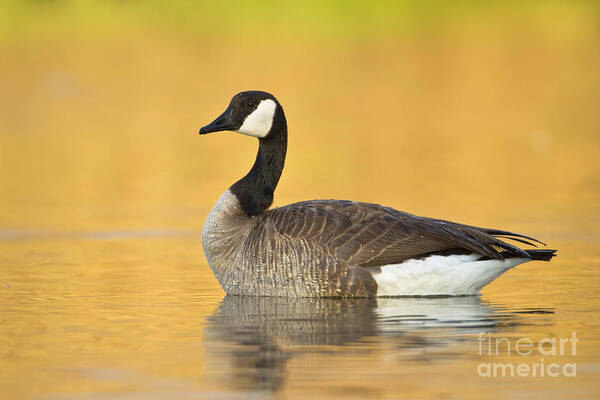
[{"x1": 199, "y1": 106, "x2": 235, "y2": 134}]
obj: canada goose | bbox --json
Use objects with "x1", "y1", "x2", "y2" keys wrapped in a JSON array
[{"x1": 199, "y1": 91, "x2": 556, "y2": 297}]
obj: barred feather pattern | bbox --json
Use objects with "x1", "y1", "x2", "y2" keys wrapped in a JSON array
[{"x1": 202, "y1": 190, "x2": 550, "y2": 297}]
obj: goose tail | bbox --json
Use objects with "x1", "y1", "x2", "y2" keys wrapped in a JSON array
[{"x1": 523, "y1": 249, "x2": 557, "y2": 262}]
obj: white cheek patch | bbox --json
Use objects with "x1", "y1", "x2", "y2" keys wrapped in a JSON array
[{"x1": 236, "y1": 99, "x2": 276, "y2": 138}]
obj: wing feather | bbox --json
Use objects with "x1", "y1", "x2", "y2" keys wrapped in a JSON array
[{"x1": 266, "y1": 199, "x2": 542, "y2": 268}]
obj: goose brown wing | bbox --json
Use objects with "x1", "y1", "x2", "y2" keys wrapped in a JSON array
[{"x1": 265, "y1": 200, "x2": 534, "y2": 268}]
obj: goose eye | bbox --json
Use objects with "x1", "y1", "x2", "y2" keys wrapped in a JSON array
[{"x1": 246, "y1": 101, "x2": 255, "y2": 107}]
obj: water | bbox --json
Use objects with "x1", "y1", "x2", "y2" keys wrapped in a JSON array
[
  {"x1": 1, "y1": 3, "x2": 599, "y2": 397},
  {"x1": 1, "y1": 232, "x2": 598, "y2": 399}
]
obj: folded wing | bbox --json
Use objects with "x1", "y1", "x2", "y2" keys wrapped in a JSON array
[{"x1": 265, "y1": 200, "x2": 549, "y2": 268}]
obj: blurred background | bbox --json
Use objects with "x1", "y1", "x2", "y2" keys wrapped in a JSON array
[
  {"x1": 1, "y1": 0, "x2": 599, "y2": 234},
  {"x1": 1, "y1": 1, "x2": 600, "y2": 399}
]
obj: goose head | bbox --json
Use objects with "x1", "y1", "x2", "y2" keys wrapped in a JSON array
[{"x1": 199, "y1": 91, "x2": 279, "y2": 139}]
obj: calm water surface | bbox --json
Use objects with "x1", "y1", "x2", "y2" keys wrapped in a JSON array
[
  {"x1": 1, "y1": 229, "x2": 598, "y2": 399},
  {"x1": 1, "y1": 4, "x2": 600, "y2": 397}
]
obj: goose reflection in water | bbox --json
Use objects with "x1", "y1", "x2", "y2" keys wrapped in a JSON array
[{"x1": 202, "y1": 296, "x2": 553, "y2": 393}]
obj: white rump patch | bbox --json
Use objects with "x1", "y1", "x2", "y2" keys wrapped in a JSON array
[
  {"x1": 371, "y1": 254, "x2": 529, "y2": 296},
  {"x1": 237, "y1": 99, "x2": 277, "y2": 138}
]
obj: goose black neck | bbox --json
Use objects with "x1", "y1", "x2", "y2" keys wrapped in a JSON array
[{"x1": 230, "y1": 107, "x2": 287, "y2": 216}]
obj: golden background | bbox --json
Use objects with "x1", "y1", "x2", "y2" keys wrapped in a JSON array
[
  {"x1": 1, "y1": 1, "x2": 599, "y2": 399},
  {"x1": 1, "y1": 1, "x2": 599, "y2": 231}
]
